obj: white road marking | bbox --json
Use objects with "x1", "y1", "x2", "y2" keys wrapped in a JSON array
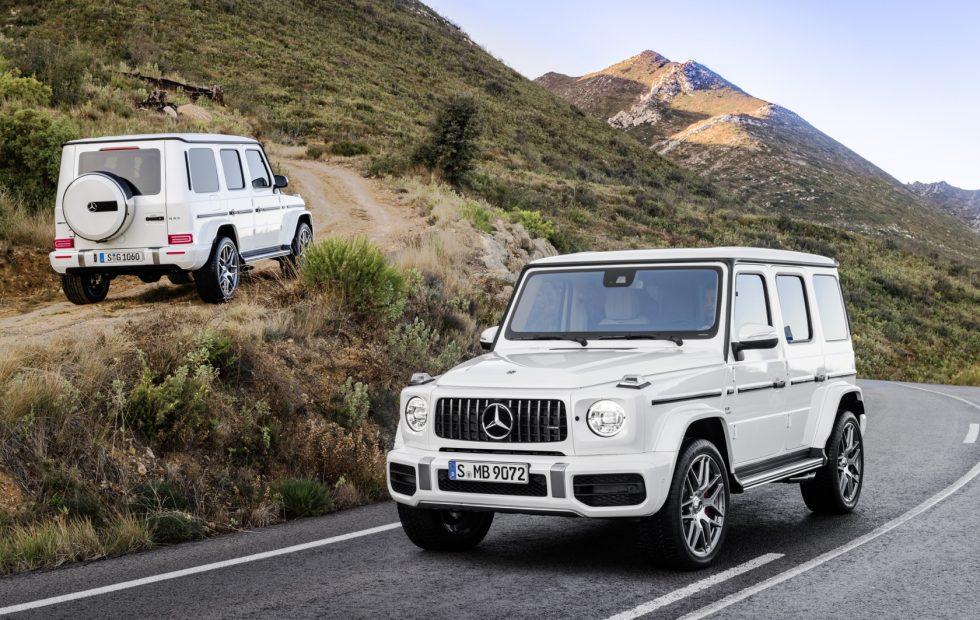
[
  {"x1": 893, "y1": 382, "x2": 980, "y2": 412},
  {"x1": 966, "y1": 424, "x2": 980, "y2": 444},
  {"x1": 0, "y1": 522, "x2": 402, "y2": 615},
  {"x1": 679, "y1": 460, "x2": 980, "y2": 620},
  {"x1": 605, "y1": 553, "x2": 783, "y2": 620}
]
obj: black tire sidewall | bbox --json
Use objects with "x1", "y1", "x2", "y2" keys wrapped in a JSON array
[
  {"x1": 194, "y1": 236, "x2": 239, "y2": 303},
  {"x1": 827, "y1": 411, "x2": 863, "y2": 510}
]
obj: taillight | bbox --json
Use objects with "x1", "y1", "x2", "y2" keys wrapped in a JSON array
[
  {"x1": 168, "y1": 234, "x2": 193, "y2": 245},
  {"x1": 54, "y1": 238, "x2": 74, "y2": 249}
]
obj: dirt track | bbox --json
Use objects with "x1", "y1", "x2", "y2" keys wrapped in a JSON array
[{"x1": 0, "y1": 158, "x2": 422, "y2": 353}]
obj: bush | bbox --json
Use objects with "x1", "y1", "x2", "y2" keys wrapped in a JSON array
[
  {"x1": 274, "y1": 478, "x2": 333, "y2": 518},
  {"x1": 301, "y1": 236, "x2": 406, "y2": 320},
  {"x1": 130, "y1": 480, "x2": 189, "y2": 514},
  {"x1": 145, "y1": 510, "x2": 204, "y2": 544},
  {"x1": 0, "y1": 107, "x2": 77, "y2": 206},
  {"x1": 460, "y1": 200, "x2": 494, "y2": 233},
  {"x1": 330, "y1": 140, "x2": 369, "y2": 156},
  {"x1": 0, "y1": 70, "x2": 51, "y2": 106},
  {"x1": 337, "y1": 377, "x2": 370, "y2": 428},
  {"x1": 508, "y1": 209, "x2": 556, "y2": 240},
  {"x1": 389, "y1": 317, "x2": 463, "y2": 375},
  {"x1": 414, "y1": 94, "x2": 482, "y2": 185},
  {"x1": 305, "y1": 143, "x2": 328, "y2": 159},
  {"x1": 15, "y1": 39, "x2": 91, "y2": 105}
]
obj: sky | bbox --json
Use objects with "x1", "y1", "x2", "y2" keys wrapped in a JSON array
[{"x1": 425, "y1": 0, "x2": 980, "y2": 189}]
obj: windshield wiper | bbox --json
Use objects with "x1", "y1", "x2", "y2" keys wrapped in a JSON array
[
  {"x1": 523, "y1": 335, "x2": 589, "y2": 347},
  {"x1": 597, "y1": 333, "x2": 684, "y2": 346}
]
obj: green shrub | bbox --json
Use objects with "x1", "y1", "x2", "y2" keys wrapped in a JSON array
[
  {"x1": 460, "y1": 200, "x2": 494, "y2": 233},
  {"x1": 508, "y1": 209, "x2": 556, "y2": 240},
  {"x1": 130, "y1": 480, "x2": 189, "y2": 514},
  {"x1": 301, "y1": 236, "x2": 406, "y2": 320},
  {"x1": 15, "y1": 39, "x2": 92, "y2": 105},
  {"x1": 305, "y1": 143, "x2": 328, "y2": 159},
  {"x1": 0, "y1": 107, "x2": 77, "y2": 206},
  {"x1": 40, "y1": 469, "x2": 103, "y2": 522},
  {"x1": 414, "y1": 94, "x2": 482, "y2": 185},
  {"x1": 338, "y1": 377, "x2": 370, "y2": 428},
  {"x1": 330, "y1": 140, "x2": 369, "y2": 156},
  {"x1": 389, "y1": 317, "x2": 463, "y2": 375},
  {"x1": 274, "y1": 478, "x2": 333, "y2": 518},
  {"x1": 0, "y1": 70, "x2": 51, "y2": 106},
  {"x1": 145, "y1": 510, "x2": 204, "y2": 544}
]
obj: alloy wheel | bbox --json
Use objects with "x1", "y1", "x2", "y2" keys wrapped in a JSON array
[
  {"x1": 837, "y1": 420, "x2": 863, "y2": 503},
  {"x1": 681, "y1": 454, "x2": 726, "y2": 557},
  {"x1": 217, "y1": 243, "x2": 239, "y2": 297}
]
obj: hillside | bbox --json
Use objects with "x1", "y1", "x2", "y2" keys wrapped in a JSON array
[
  {"x1": 908, "y1": 181, "x2": 980, "y2": 231},
  {"x1": 536, "y1": 51, "x2": 980, "y2": 260}
]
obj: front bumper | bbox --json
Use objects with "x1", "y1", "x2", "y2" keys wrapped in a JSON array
[
  {"x1": 387, "y1": 447, "x2": 675, "y2": 518},
  {"x1": 49, "y1": 245, "x2": 211, "y2": 274}
]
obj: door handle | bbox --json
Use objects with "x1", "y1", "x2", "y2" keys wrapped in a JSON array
[
  {"x1": 814, "y1": 373, "x2": 827, "y2": 382},
  {"x1": 773, "y1": 379, "x2": 786, "y2": 389}
]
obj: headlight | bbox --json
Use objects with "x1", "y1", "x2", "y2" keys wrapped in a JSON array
[
  {"x1": 405, "y1": 396, "x2": 428, "y2": 432},
  {"x1": 587, "y1": 400, "x2": 626, "y2": 437}
]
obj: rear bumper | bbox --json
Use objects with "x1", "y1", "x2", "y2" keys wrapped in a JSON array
[
  {"x1": 49, "y1": 245, "x2": 211, "y2": 274},
  {"x1": 387, "y1": 447, "x2": 676, "y2": 518}
]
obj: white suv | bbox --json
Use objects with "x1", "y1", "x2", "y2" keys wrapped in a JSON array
[
  {"x1": 387, "y1": 247, "x2": 866, "y2": 568},
  {"x1": 49, "y1": 133, "x2": 313, "y2": 303}
]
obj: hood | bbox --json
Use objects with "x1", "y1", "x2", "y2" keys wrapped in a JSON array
[{"x1": 436, "y1": 347, "x2": 719, "y2": 390}]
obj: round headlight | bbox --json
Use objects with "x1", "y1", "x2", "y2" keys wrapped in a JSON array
[
  {"x1": 587, "y1": 400, "x2": 626, "y2": 437},
  {"x1": 405, "y1": 396, "x2": 428, "y2": 432}
]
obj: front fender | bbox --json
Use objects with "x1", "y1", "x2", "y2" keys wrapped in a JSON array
[
  {"x1": 809, "y1": 382, "x2": 863, "y2": 451},
  {"x1": 648, "y1": 403, "x2": 734, "y2": 475}
]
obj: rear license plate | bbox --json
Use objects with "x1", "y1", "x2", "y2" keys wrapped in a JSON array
[
  {"x1": 92, "y1": 251, "x2": 143, "y2": 264},
  {"x1": 448, "y1": 460, "x2": 529, "y2": 484}
]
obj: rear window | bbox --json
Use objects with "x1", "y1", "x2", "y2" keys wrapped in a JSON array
[
  {"x1": 813, "y1": 275, "x2": 849, "y2": 341},
  {"x1": 78, "y1": 148, "x2": 161, "y2": 196},
  {"x1": 220, "y1": 149, "x2": 245, "y2": 190},
  {"x1": 775, "y1": 275, "x2": 812, "y2": 343},
  {"x1": 187, "y1": 148, "x2": 220, "y2": 193}
]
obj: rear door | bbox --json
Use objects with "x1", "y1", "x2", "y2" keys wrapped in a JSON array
[
  {"x1": 215, "y1": 147, "x2": 257, "y2": 252},
  {"x1": 244, "y1": 148, "x2": 283, "y2": 254},
  {"x1": 73, "y1": 141, "x2": 167, "y2": 249},
  {"x1": 728, "y1": 267, "x2": 790, "y2": 465}
]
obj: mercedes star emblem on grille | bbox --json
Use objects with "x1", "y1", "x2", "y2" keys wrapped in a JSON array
[{"x1": 481, "y1": 403, "x2": 514, "y2": 440}]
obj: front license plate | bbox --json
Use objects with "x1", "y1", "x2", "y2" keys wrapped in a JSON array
[
  {"x1": 448, "y1": 460, "x2": 529, "y2": 484},
  {"x1": 92, "y1": 251, "x2": 143, "y2": 264}
]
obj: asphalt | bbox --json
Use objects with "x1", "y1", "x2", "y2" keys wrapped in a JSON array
[{"x1": 0, "y1": 380, "x2": 977, "y2": 619}]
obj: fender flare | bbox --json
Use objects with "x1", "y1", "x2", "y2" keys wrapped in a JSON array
[
  {"x1": 809, "y1": 382, "x2": 864, "y2": 451},
  {"x1": 281, "y1": 206, "x2": 312, "y2": 243},
  {"x1": 650, "y1": 402, "x2": 735, "y2": 478}
]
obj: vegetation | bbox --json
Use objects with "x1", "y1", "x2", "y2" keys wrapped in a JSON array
[
  {"x1": 414, "y1": 94, "x2": 482, "y2": 185},
  {"x1": 301, "y1": 236, "x2": 406, "y2": 320},
  {"x1": 275, "y1": 478, "x2": 333, "y2": 519}
]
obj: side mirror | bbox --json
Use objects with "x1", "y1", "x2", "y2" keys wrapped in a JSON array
[
  {"x1": 731, "y1": 323, "x2": 779, "y2": 361},
  {"x1": 273, "y1": 174, "x2": 289, "y2": 189},
  {"x1": 479, "y1": 326, "x2": 499, "y2": 351}
]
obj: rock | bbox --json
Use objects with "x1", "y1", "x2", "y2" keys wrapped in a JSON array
[
  {"x1": 177, "y1": 103, "x2": 213, "y2": 123},
  {"x1": 531, "y1": 237, "x2": 558, "y2": 259},
  {"x1": 162, "y1": 106, "x2": 178, "y2": 121}
]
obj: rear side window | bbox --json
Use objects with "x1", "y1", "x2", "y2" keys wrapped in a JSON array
[
  {"x1": 245, "y1": 149, "x2": 271, "y2": 189},
  {"x1": 775, "y1": 275, "x2": 812, "y2": 343},
  {"x1": 220, "y1": 149, "x2": 245, "y2": 190},
  {"x1": 734, "y1": 274, "x2": 771, "y2": 334},
  {"x1": 187, "y1": 148, "x2": 220, "y2": 193},
  {"x1": 78, "y1": 148, "x2": 161, "y2": 196},
  {"x1": 813, "y1": 275, "x2": 849, "y2": 341}
]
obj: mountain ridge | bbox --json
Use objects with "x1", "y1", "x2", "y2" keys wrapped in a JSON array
[{"x1": 908, "y1": 181, "x2": 980, "y2": 231}]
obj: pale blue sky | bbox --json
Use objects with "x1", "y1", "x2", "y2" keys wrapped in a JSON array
[{"x1": 426, "y1": 0, "x2": 980, "y2": 189}]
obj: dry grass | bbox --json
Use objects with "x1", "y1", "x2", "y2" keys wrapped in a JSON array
[{"x1": 952, "y1": 364, "x2": 980, "y2": 387}]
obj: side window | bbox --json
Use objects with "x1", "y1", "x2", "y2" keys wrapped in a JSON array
[
  {"x1": 775, "y1": 275, "x2": 812, "y2": 343},
  {"x1": 220, "y1": 149, "x2": 245, "y2": 190},
  {"x1": 733, "y1": 273, "x2": 771, "y2": 334},
  {"x1": 187, "y1": 148, "x2": 219, "y2": 193},
  {"x1": 245, "y1": 149, "x2": 271, "y2": 189},
  {"x1": 813, "y1": 275, "x2": 849, "y2": 341}
]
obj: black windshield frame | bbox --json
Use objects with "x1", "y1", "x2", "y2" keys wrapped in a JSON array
[{"x1": 504, "y1": 265, "x2": 724, "y2": 341}]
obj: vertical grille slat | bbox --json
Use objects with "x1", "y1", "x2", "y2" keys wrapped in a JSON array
[{"x1": 434, "y1": 398, "x2": 566, "y2": 443}]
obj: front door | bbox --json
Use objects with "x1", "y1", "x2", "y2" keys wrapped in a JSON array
[{"x1": 728, "y1": 268, "x2": 789, "y2": 466}]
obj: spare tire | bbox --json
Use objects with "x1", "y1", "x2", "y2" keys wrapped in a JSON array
[{"x1": 62, "y1": 172, "x2": 136, "y2": 242}]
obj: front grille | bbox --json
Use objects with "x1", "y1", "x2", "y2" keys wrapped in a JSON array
[
  {"x1": 434, "y1": 398, "x2": 567, "y2": 443},
  {"x1": 437, "y1": 470, "x2": 548, "y2": 497},
  {"x1": 573, "y1": 473, "x2": 646, "y2": 507},
  {"x1": 389, "y1": 462, "x2": 417, "y2": 496}
]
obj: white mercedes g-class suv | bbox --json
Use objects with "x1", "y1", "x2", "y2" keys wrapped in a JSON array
[
  {"x1": 49, "y1": 133, "x2": 313, "y2": 304},
  {"x1": 388, "y1": 247, "x2": 866, "y2": 568}
]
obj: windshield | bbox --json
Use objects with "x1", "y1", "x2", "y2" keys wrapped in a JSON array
[{"x1": 506, "y1": 266, "x2": 722, "y2": 339}]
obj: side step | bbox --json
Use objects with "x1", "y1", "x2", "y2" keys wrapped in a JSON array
[{"x1": 737, "y1": 457, "x2": 825, "y2": 490}]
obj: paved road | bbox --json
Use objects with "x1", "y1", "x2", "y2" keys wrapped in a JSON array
[{"x1": 1, "y1": 380, "x2": 978, "y2": 619}]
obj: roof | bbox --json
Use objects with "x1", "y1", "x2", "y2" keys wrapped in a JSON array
[
  {"x1": 530, "y1": 246, "x2": 837, "y2": 268},
  {"x1": 64, "y1": 133, "x2": 260, "y2": 146}
]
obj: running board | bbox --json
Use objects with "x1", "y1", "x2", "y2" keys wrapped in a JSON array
[
  {"x1": 242, "y1": 249, "x2": 291, "y2": 263},
  {"x1": 737, "y1": 457, "x2": 825, "y2": 490}
]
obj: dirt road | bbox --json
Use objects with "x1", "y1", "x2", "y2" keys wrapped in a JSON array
[{"x1": 0, "y1": 158, "x2": 421, "y2": 353}]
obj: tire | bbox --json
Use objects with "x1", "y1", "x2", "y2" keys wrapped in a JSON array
[
  {"x1": 280, "y1": 221, "x2": 313, "y2": 277},
  {"x1": 138, "y1": 273, "x2": 161, "y2": 284},
  {"x1": 801, "y1": 411, "x2": 863, "y2": 514},
  {"x1": 61, "y1": 272, "x2": 110, "y2": 305},
  {"x1": 193, "y1": 236, "x2": 240, "y2": 303},
  {"x1": 639, "y1": 439, "x2": 730, "y2": 569},
  {"x1": 167, "y1": 272, "x2": 193, "y2": 286},
  {"x1": 396, "y1": 504, "x2": 493, "y2": 551}
]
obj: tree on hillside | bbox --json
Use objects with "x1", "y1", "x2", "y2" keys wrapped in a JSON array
[{"x1": 415, "y1": 94, "x2": 482, "y2": 186}]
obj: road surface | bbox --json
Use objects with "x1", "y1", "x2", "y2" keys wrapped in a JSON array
[{"x1": 1, "y1": 380, "x2": 978, "y2": 619}]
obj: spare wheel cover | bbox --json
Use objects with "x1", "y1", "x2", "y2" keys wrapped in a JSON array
[{"x1": 62, "y1": 172, "x2": 135, "y2": 242}]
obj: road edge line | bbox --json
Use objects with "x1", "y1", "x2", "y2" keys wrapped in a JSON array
[
  {"x1": 0, "y1": 522, "x2": 402, "y2": 615},
  {"x1": 679, "y1": 459, "x2": 980, "y2": 620},
  {"x1": 605, "y1": 553, "x2": 784, "y2": 620}
]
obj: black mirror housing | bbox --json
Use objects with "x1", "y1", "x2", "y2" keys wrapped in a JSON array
[
  {"x1": 273, "y1": 174, "x2": 288, "y2": 189},
  {"x1": 731, "y1": 336, "x2": 779, "y2": 361}
]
